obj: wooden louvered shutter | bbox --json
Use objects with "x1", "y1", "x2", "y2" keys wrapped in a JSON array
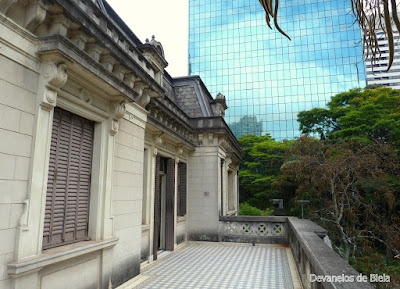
[
  {"x1": 43, "y1": 107, "x2": 94, "y2": 249},
  {"x1": 178, "y1": 163, "x2": 187, "y2": 216},
  {"x1": 165, "y1": 158, "x2": 175, "y2": 251},
  {"x1": 153, "y1": 155, "x2": 160, "y2": 260}
]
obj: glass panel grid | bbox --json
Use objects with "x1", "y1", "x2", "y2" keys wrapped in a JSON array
[{"x1": 189, "y1": 0, "x2": 366, "y2": 140}]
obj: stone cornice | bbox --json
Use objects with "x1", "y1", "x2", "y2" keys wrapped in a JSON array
[
  {"x1": 189, "y1": 117, "x2": 243, "y2": 157},
  {"x1": 1, "y1": 0, "x2": 166, "y2": 107},
  {"x1": 38, "y1": 34, "x2": 140, "y2": 102},
  {"x1": 52, "y1": 0, "x2": 165, "y2": 95}
]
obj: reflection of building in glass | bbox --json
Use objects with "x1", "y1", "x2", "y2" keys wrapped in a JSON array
[
  {"x1": 230, "y1": 115, "x2": 263, "y2": 139},
  {"x1": 189, "y1": 0, "x2": 366, "y2": 140},
  {"x1": 365, "y1": 27, "x2": 400, "y2": 89}
]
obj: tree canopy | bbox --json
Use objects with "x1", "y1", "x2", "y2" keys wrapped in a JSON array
[
  {"x1": 238, "y1": 134, "x2": 294, "y2": 209},
  {"x1": 281, "y1": 136, "x2": 400, "y2": 262},
  {"x1": 298, "y1": 87, "x2": 400, "y2": 148}
]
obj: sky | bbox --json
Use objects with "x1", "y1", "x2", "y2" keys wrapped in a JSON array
[{"x1": 106, "y1": 0, "x2": 189, "y2": 77}]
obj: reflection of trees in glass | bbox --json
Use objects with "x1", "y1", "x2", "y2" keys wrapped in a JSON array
[{"x1": 229, "y1": 115, "x2": 263, "y2": 138}]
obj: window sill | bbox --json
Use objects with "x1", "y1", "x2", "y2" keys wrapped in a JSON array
[{"x1": 8, "y1": 237, "x2": 119, "y2": 278}]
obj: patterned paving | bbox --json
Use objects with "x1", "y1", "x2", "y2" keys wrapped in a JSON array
[{"x1": 134, "y1": 242, "x2": 300, "y2": 289}]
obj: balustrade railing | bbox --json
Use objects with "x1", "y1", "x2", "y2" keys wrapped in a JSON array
[
  {"x1": 218, "y1": 215, "x2": 373, "y2": 289},
  {"x1": 219, "y1": 216, "x2": 287, "y2": 244}
]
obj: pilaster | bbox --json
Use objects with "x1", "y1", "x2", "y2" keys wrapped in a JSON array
[{"x1": 15, "y1": 59, "x2": 68, "y2": 261}]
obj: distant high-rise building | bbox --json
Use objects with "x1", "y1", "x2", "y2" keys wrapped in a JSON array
[
  {"x1": 365, "y1": 27, "x2": 400, "y2": 89},
  {"x1": 230, "y1": 115, "x2": 263, "y2": 139},
  {"x1": 189, "y1": 0, "x2": 366, "y2": 140}
]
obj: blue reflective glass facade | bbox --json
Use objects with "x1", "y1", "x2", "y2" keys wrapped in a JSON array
[{"x1": 189, "y1": 0, "x2": 366, "y2": 140}]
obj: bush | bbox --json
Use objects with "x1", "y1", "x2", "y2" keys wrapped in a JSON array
[{"x1": 239, "y1": 203, "x2": 274, "y2": 216}]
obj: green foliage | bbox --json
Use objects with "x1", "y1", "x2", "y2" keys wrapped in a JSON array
[
  {"x1": 237, "y1": 134, "x2": 295, "y2": 209},
  {"x1": 238, "y1": 203, "x2": 274, "y2": 216},
  {"x1": 280, "y1": 136, "x2": 400, "y2": 263},
  {"x1": 350, "y1": 252, "x2": 400, "y2": 288},
  {"x1": 298, "y1": 88, "x2": 400, "y2": 148}
]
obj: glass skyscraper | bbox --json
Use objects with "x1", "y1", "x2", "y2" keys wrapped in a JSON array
[{"x1": 189, "y1": 0, "x2": 366, "y2": 140}]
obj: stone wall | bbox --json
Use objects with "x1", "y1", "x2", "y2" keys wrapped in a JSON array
[
  {"x1": 111, "y1": 113, "x2": 146, "y2": 287},
  {"x1": 187, "y1": 147, "x2": 221, "y2": 241},
  {"x1": 0, "y1": 54, "x2": 38, "y2": 289}
]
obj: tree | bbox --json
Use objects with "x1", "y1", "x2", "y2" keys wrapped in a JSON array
[
  {"x1": 281, "y1": 136, "x2": 400, "y2": 262},
  {"x1": 238, "y1": 134, "x2": 294, "y2": 209},
  {"x1": 258, "y1": 0, "x2": 400, "y2": 70},
  {"x1": 298, "y1": 87, "x2": 400, "y2": 148}
]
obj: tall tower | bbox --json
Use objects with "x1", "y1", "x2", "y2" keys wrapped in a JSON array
[
  {"x1": 189, "y1": 0, "x2": 366, "y2": 140},
  {"x1": 365, "y1": 26, "x2": 400, "y2": 89}
]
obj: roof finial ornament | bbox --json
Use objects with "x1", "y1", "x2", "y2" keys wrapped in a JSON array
[{"x1": 152, "y1": 35, "x2": 155, "y2": 40}]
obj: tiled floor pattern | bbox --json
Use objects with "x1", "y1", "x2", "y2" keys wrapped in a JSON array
[{"x1": 135, "y1": 242, "x2": 298, "y2": 289}]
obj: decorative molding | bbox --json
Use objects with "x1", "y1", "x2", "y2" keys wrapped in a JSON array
[
  {"x1": 111, "y1": 100, "x2": 126, "y2": 120},
  {"x1": 136, "y1": 88, "x2": 151, "y2": 108},
  {"x1": 176, "y1": 146, "x2": 184, "y2": 156},
  {"x1": 153, "y1": 134, "x2": 163, "y2": 146},
  {"x1": 78, "y1": 88, "x2": 92, "y2": 104},
  {"x1": 25, "y1": 0, "x2": 48, "y2": 32},
  {"x1": 224, "y1": 221, "x2": 285, "y2": 237},
  {"x1": 42, "y1": 61, "x2": 68, "y2": 89},
  {"x1": 109, "y1": 119, "x2": 119, "y2": 136},
  {"x1": 108, "y1": 99, "x2": 126, "y2": 135},
  {"x1": 40, "y1": 61, "x2": 68, "y2": 109}
]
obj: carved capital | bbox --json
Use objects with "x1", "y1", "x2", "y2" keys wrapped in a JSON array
[
  {"x1": 39, "y1": 61, "x2": 68, "y2": 108},
  {"x1": 42, "y1": 61, "x2": 68, "y2": 89},
  {"x1": 153, "y1": 134, "x2": 163, "y2": 146},
  {"x1": 111, "y1": 100, "x2": 126, "y2": 120},
  {"x1": 133, "y1": 81, "x2": 146, "y2": 97},
  {"x1": 225, "y1": 156, "x2": 232, "y2": 168},
  {"x1": 176, "y1": 146, "x2": 184, "y2": 156},
  {"x1": 136, "y1": 89, "x2": 151, "y2": 108}
]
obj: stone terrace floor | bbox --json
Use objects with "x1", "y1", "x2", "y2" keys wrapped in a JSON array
[{"x1": 126, "y1": 242, "x2": 302, "y2": 289}]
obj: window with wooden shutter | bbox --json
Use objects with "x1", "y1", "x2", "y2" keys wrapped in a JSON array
[
  {"x1": 178, "y1": 162, "x2": 187, "y2": 216},
  {"x1": 43, "y1": 107, "x2": 94, "y2": 249}
]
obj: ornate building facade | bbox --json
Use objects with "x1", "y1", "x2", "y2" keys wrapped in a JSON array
[{"x1": 0, "y1": 1, "x2": 242, "y2": 288}]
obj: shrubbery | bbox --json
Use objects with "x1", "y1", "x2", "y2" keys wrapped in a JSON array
[{"x1": 238, "y1": 203, "x2": 273, "y2": 216}]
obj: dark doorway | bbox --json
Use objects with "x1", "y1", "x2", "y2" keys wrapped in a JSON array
[{"x1": 153, "y1": 156, "x2": 175, "y2": 260}]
